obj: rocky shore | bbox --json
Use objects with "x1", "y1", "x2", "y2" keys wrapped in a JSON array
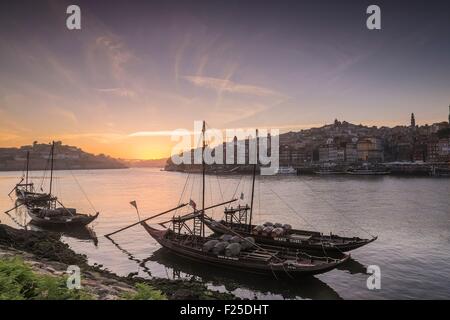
[{"x1": 0, "y1": 224, "x2": 235, "y2": 300}]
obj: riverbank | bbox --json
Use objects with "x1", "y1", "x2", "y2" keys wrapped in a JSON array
[
  {"x1": 165, "y1": 162, "x2": 450, "y2": 177},
  {"x1": 0, "y1": 224, "x2": 235, "y2": 300}
]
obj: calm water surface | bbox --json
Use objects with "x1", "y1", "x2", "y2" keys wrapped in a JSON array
[{"x1": 1, "y1": 168, "x2": 449, "y2": 299}]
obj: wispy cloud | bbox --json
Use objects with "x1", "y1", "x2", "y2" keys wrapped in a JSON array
[
  {"x1": 183, "y1": 76, "x2": 284, "y2": 97},
  {"x1": 45, "y1": 106, "x2": 78, "y2": 125},
  {"x1": 95, "y1": 87, "x2": 136, "y2": 98},
  {"x1": 128, "y1": 130, "x2": 193, "y2": 137},
  {"x1": 50, "y1": 132, "x2": 127, "y2": 144},
  {"x1": 174, "y1": 34, "x2": 191, "y2": 84},
  {"x1": 94, "y1": 36, "x2": 135, "y2": 81}
]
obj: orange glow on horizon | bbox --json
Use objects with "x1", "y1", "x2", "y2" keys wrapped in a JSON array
[
  {"x1": 0, "y1": 117, "x2": 446, "y2": 160},
  {"x1": 0, "y1": 135, "x2": 175, "y2": 160}
]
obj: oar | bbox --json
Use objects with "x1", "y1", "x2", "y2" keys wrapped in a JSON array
[
  {"x1": 5, "y1": 202, "x2": 25, "y2": 214},
  {"x1": 104, "y1": 203, "x2": 189, "y2": 238},
  {"x1": 158, "y1": 198, "x2": 238, "y2": 225}
]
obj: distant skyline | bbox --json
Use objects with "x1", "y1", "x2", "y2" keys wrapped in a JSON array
[{"x1": 1, "y1": 0, "x2": 449, "y2": 159}]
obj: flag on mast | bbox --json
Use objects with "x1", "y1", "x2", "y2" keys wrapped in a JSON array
[
  {"x1": 189, "y1": 199, "x2": 197, "y2": 210},
  {"x1": 130, "y1": 200, "x2": 138, "y2": 209},
  {"x1": 129, "y1": 200, "x2": 141, "y2": 221}
]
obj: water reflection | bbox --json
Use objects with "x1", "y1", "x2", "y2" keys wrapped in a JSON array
[
  {"x1": 5, "y1": 206, "x2": 98, "y2": 246},
  {"x1": 106, "y1": 230, "x2": 342, "y2": 300},
  {"x1": 29, "y1": 224, "x2": 99, "y2": 246},
  {"x1": 147, "y1": 248, "x2": 342, "y2": 300},
  {"x1": 2, "y1": 169, "x2": 450, "y2": 299},
  {"x1": 336, "y1": 257, "x2": 367, "y2": 275},
  {"x1": 106, "y1": 236, "x2": 152, "y2": 276}
]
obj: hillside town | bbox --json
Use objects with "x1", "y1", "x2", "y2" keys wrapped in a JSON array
[
  {"x1": 0, "y1": 141, "x2": 127, "y2": 171},
  {"x1": 280, "y1": 110, "x2": 450, "y2": 165},
  {"x1": 165, "y1": 107, "x2": 450, "y2": 175}
]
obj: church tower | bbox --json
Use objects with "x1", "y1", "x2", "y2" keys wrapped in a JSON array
[{"x1": 410, "y1": 113, "x2": 416, "y2": 128}]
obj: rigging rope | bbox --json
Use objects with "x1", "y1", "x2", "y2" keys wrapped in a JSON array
[
  {"x1": 216, "y1": 174, "x2": 225, "y2": 204},
  {"x1": 177, "y1": 171, "x2": 191, "y2": 207},
  {"x1": 66, "y1": 164, "x2": 97, "y2": 214},
  {"x1": 39, "y1": 155, "x2": 51, "y2": 192},
  {"x1": 269, "y1": 187, "x2": 319, "y2": 232},
  {"x1": 258, "y1": 176, "x2": 261, "y2": 223},
  {"x1": 298, "y1": 178, "x2": 376, "y2": 238},
  {"x1": 208, "y1": 175, "x2": 214, "y2": 216},
  {"x1": 269, "y1": 186, "x2": 348, "y2": 255},
  {"x1": 227, "y1": 175, "x2": 243, "y2": 209}
]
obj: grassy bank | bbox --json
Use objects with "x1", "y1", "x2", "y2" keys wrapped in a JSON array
[
  {"x1": 0, "y1": 257, "x2": 92, "y2": 300},
  {"x1": 0, "y1": 224, "x2": 235, "y2": 300}
]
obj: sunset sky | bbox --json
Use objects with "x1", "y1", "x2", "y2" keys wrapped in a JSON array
[{"x1": 0, "y1": 0, "x2": 449, "y2": 159}]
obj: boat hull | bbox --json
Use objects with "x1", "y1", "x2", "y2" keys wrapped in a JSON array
[
  {"x1": 27, "y1": 209, "x2": 99, "y2": 227},
  {"x1": 347, "y1": 171, "x2": 390, "y2": 175},
  {"x1": 203, "y1": 219, "x2": 377, "y2": 253},
  {"x1": 141, "y1": 222, "x2": 349, "y2": 277}
]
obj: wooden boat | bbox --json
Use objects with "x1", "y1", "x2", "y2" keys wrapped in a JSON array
[
  {"x1": 346, "y1": 164, "x2": 390, "y2": 175},
  {"x1": 275, "y1": 166, "x2": 297, "y2": 175},
  {"x1": 347, "y1": 169, "x2": 390, "y2": 175},
  {"x1": 10, "y1": 151, "x2": 52, "y2": 205},
  {"x1": 141, "y1": 222, "x2": 349, "y2": 277},
  {"x1": 109, "y1": 122, "x2": 348, "y2": 278},
  {"x1": 25, "y1": 141, "x2": 99, "y2": 227},
  {"x1": 28, "y1": 206, "x2": 99, "y2": 227},
  {"x1": 16, "y1": 188, "x2": 53, "y2": 205},
  {"x1": 148, "y1": 247, "x2": 344, "y2": 300},
  {"x1": 203, "y1": 138, "x2": 377, "y2": 253},
  {"x1": 203, "y1": 216, "x2": 377, "y2": 253}
]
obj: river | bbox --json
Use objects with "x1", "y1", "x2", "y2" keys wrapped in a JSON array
[{"x1": 1, "y1": 168, "x2": 449, "y2": 299}]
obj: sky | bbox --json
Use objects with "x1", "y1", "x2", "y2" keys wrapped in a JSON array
[{"x1": 0, "y1": 0, "x2": 449, "y2": 159}]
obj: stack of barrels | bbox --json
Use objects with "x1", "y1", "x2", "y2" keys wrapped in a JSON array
[
  {"x1": 252, "y1": 222, "x2": 292, "y2": 237},
  {"x1": 203, "y1": 234, "x2": 256, "y2": 257}
]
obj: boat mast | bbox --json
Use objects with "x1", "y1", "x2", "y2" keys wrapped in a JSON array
[
  {"x1": 49, "y1": 141, "x2": 55, "y2": 196},
  {"x1": 248, "y1": 129, "x2": 257, "y2": 231},
  {"x1": 201, "y1": 120, "x2": 206, "y2": 237},
  {"x1": 25, "y1": 151, "x2": 30, "y2": 192}
]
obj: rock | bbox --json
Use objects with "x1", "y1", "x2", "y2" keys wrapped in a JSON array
[
  {"x1": 172, "y1": 289, "x2": 199, "y2": 300},
  {"x1": 0, "y1": 224, "x2": 237, "y2": 300},
  {"x1": 127, "y1": 272, "x2": 138, "y2": 278},
  {"x1": 45, "y1": 266, "x2": 57, "y2": 273}
]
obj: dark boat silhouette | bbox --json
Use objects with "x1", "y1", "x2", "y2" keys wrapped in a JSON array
[
  {"x1": 141, "y1": 221, "x2": 349, "y2": 277},
  {"x1": 27, "y1": 207, "x2": 99, "y2": 227},
  {"x1": 24, "y1": 141, "x2": 99, "y2": 227},
  {"x1": 109, "y1": 121, "x2": 349, "y2": 278},
  {"x1": 28, "y1": 223, "x2": 98, "y2": 246},
  {"x1": 204, "y1": 217, "x2": 377, "y2": 253},
  {"x1": 203, "y1": 143, "x2": 377, "y2": 253},
  {"x1": 148, "y1": 247, "x2": 343, "y2": 300},
  {"x1": 9, "y1": 151, "x2": 52, "y2": 206}
]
